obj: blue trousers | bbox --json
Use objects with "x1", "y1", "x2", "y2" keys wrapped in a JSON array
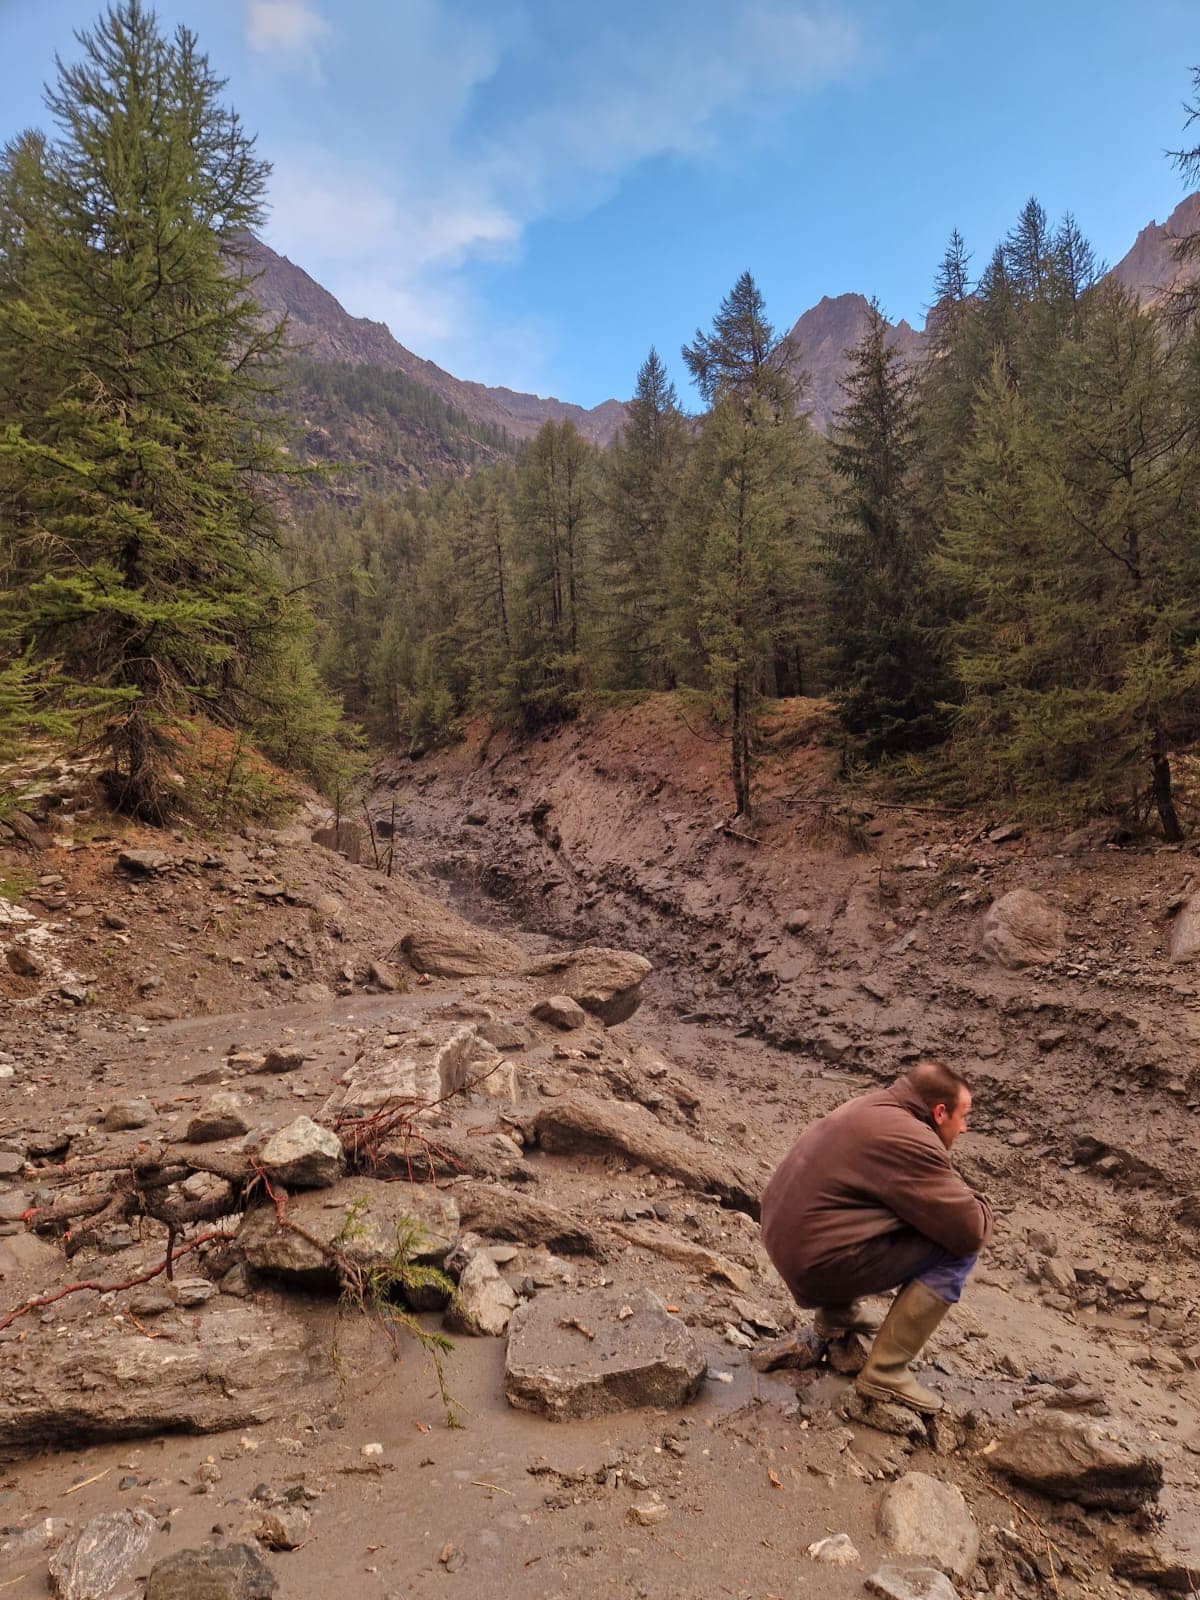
[{"x1": 908, "y1": 1245, "x2": 977, "y2": 1304}]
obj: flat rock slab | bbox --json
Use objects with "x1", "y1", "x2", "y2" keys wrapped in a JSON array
[
  {"x1": 877, "y1": 1471, "x2": 979, "y2": 1581},
  {"x1": 989, "y1": 1416, "x2": 1163, "y2": 1510},
  {"x1": 236, "y1": 1180, "x2": 459, "y2": 1287},
  {"x1": 400, "y1": 923, "x2": 523, "y2": 978},
  {"x1": 504, "y1": 1287, "x2": 705, "y2": 1421},
  {"x1": 523, "y1": 947, "x2": 653, "y2": 1025},
  {"x1": 49, "y1": 1509, "x2": 156, "y2": 1600},
  {"x1": 534, "y1": 1094, "x2": 759, "y2": 1217},
  {"x1": 453, "y1": 1180, "x2": 599, "y2": 1256},
  {"x1": 146, "y1": 1542, "x2": 277, "y2": 1600},
  {"x1": 0, "y1": 1303, "x2": 318, "y2": 1451},
  {"x1": 866, "y1": 1567, "x2": 959, "y2": 1600}
]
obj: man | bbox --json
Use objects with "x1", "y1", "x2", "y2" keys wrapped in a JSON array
[{"x1": 760, "y1": 1061, "x2": 991, "y2": 1414}]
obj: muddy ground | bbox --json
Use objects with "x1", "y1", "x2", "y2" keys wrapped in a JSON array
[{"x1": 0, "y1": 699, "x2": 1197, "y2": 1599}]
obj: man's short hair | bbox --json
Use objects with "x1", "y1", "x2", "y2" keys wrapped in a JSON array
[{"x1": 907, "y1": 1059, "x2": 970, "y2": 1114}]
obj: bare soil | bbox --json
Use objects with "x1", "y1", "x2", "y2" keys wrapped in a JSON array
[{"x1": 0, "y1": 701, "x2": 1197, "y2": 1600}]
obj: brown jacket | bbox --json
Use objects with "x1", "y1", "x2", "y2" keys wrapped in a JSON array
[{"x1": 760, "y1": 1077, "x2": 992, "y2": 1303}]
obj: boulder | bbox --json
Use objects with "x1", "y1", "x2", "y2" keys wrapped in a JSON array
[
  {"x1": 375, "y1": 1128, "x2": 531, "y2": 1185},
  {"x1": 236, "y1": 1179, "x2": 459, "y2": 1288},
  {"x1": 311, "y1": 821, "x2": 364, "y2": 864},
  {"x1": 399, "y1": 923, "x2": 522, "y2": 978},
  {"x1": 145, "y1": 1543, "x2": 277, "y2": 1600},
  {"x1": 877, "y1": 1472, "x2": 979, "y2": 1581},
  {"x1": 980, "y1": 889, "x2": 1066, "y2": 969},
  {"x1": 504, "y1": 1288, "x2": 705, "y2": 1421},
  {"x1": 102, "y1": 1098, "x2": 154, "y2": 1132},
  {"x1": 242, "y1": 1507, "x2": 310, "y2": 1552},
  {"x1": 523, "y1": 946, "x2": 652, "y2": 1025},
  {"x1": 259, "y1": 1049, "x2": 306, "y2": 1075},
  {"x1": 531, "y1": 994, "x2": 587, "y2": 1030},
  {"x1": 453, "y1": 1180, "x2": 599, "y2": 1255},
  {"x1": 1168, "y1": 888, "x2": 1200, "y2": 963},
  {"x1": 989, "y1": 1416, "x2": 1163, "y2": 1510},
  {"x1": 866, "y1": 1569, "x2": 959, "y2": 1600},
  {"x1": 48, "y1": 1509, "x2": 156, "y2": 1600},
  {"x1": 0, "y1": 1303, "x2": 317, "y2": 1449},
  {"x1": 534, "y1": 1094, "x2": 760, "y2": 1216},
  {"x1": 444, "y1": 1252, "x2": 517, "y2": 1336},
  {"x1": 258, "y1": 1117, "x2": 341, "y2": 1189},
  {"x1": 322, "y1": 1024, "x2": 505, "y2": 1123},
  {"x1": 116, "y1": 849, "x2": 168, "y2": 877},
  {"x1": 186, "y1": 1092, "x2": 250, "y2": 1144}
]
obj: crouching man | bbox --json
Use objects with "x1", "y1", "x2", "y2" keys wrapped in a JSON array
[{"x1": 760, "y1": 1061, "x2": 991, "y2": 1414}]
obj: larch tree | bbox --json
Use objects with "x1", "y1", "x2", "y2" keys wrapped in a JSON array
[
  {"x1": 0, "y1": 0, "x2": 327, "y2": 817},
  {"x1": 677, "y1": 272, "x2": 810, "y2": 817},
  {"x1": 826, "y1": 301, "x2": 946, "y2": 756}
]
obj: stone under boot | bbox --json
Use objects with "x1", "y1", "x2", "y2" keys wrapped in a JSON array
[
  {"x1": 813, "y1": 1300, "x2": 883, "y2": 1338},
  {"x1": 854, "y1": 1280, "x2": 951, "y2": 1414}
]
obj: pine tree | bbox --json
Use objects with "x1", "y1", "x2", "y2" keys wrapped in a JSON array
[
  {"x1": 938, "y1": 285, "x2": 1200, "y2": 836},
  {"x1": 826, "y1": 301, "x2": 945, "y2": 755},
  {"x1": 0, "y1": 1, "x2": 315, "y2": 818},
  {"x1": 677, "y1": 274, "x2": 809, "y2": 816},
  {"x1": 502, "y1": 422, "x2": 595, "y2": 730},
  {"x1": 596, "y1": 348, "x2": 687, "y2": 689}
]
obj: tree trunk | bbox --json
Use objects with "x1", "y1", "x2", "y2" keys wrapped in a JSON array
[{"x1": 1151, "y1": 728, "x2": 1183, "y2": 842}]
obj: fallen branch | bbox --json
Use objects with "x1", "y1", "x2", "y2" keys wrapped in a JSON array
[{"x1": 0, "y1": 1227, "x2": 234, "y2": 1333}]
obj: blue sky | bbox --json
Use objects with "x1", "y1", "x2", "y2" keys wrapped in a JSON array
[{"x1": 1, "y1": 0, "x2": 1196, "y2": 406}]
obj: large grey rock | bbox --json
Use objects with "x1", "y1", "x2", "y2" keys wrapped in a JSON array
[
  {"x1": 0, "y1": 1303, "x2": 317, "y2": 1449},
  {"x1": 258, "y1": 1116, "x2": 341, "y2": 1188},
  {"x1": 534, "y1": 1093, "x2": 759, "y2": 1216},
  {"x1": 504, "y1": 1288, "x2": 705, "y2": 1421},
  {"x1": 444, "y1": 1252, "x2": 517, "y2": 1336},
  {"x1": 990, "y1": 1416, "x2": 1163, "y2": 1509},
  {"x1": 453, "y1": 1180, "x2": 599, "y2": 1256},
  {"x1": 866, "y1": 1568, "x2": 959, "y2": 1600},
  {"x1": 322, "y1": 1024, "x2": 504, "y2": 1123},
  {"x1": 523, "y1": 946, "x2": 653, "y2": 1025},
  {"x1": 48, "y1": 1509, "x2": 156, "y2": 1600},
  {"x1": 145, "y1": 1542, "x2": 277, "y2": 1600},
  {"x1": 877, "y1": 1472, "x2": 979, "y2": 1581},
  {"x1": 981, "y1": 890, "x2": 1066, "y2": 969},
  {"x1": 399, "y1": 923, "x2": 523, "y2": 978},
  {"x1": 186, "y1": 1092, "x2": 250, "y2": 1143},
  {"x1": 1168, "y1": 888, "x2": 1200, "y2": 963},
  {"x1": 116, "y1": 849, "x2": 168, "y2": 877},
  {"x1": 236, "y1": 1179, "x2": 459, "y2": 1288}
]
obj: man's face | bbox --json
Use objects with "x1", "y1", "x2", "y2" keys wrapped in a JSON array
[{"x1": 933, "y1": 1087, "x2": 971, "y2": 1150}]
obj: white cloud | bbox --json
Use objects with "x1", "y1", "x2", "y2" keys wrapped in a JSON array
[
  {"x1": 246, "y1": 0, "x2": 330, "y2": 55},
  {"x1": 261, "y1": 1, "x2": 860, "y2": 389}
]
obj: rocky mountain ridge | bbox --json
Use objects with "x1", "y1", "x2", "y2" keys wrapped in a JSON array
[{"x1": 258, "y1": 192, "x2": 1200, "y2": 490}]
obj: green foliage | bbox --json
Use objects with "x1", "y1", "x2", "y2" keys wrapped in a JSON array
[
  {"x1": 0, "y1": 1, "x2": 354, "y2": 820},
  {"x1": 825, "y1": 301, "x2": 947, "y2": 757},
  {"x1": 936, "y1": 285, "x2": 1200, "y2": 835},
  {"x1": 335, "y1": 1204, "x2": 461, "y2": 1428}
]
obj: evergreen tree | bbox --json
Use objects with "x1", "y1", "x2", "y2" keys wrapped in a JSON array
[
  {"x1": 502, "y1": 422, "x2": 595, "y2": 730},
  {"x1": 826, "y1": 301, "x2": 945, "y2": 755},
  {"x1": 0, "y1": 1, "x2": 325, "y2": 817},
  {"x1": 596, "y1": 348, "x2": 687, "y2": 689},
  {"x1": 677, "y1": 274, "x2": 809, "y2": 815},
  {"x1": 938, "y1": 286, "x2": 1200, "y2": 836}
]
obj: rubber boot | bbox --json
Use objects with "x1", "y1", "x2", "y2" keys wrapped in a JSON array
[
  {"x1": 855, "y1": 1280, "x2": 950, "y2": 1415},
  {"x1": 813, "y1": 1300, "x2": 883, "y2": 1338}
]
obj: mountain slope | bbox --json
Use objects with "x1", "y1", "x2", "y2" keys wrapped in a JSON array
[
  {"x1": 1108, "y1": 192, "x2": 1200, "y2": 302},
  {"x1": 783, "y1": 294, "x2": 923, "y2": 433},
  {"x1": 246, "y1": 236, "x2": 627, "y2": 450}
]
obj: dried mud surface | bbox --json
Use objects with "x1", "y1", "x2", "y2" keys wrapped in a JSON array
[{"x1": 0, "y1": 702, "x2": 1196, "y2": 1600}]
